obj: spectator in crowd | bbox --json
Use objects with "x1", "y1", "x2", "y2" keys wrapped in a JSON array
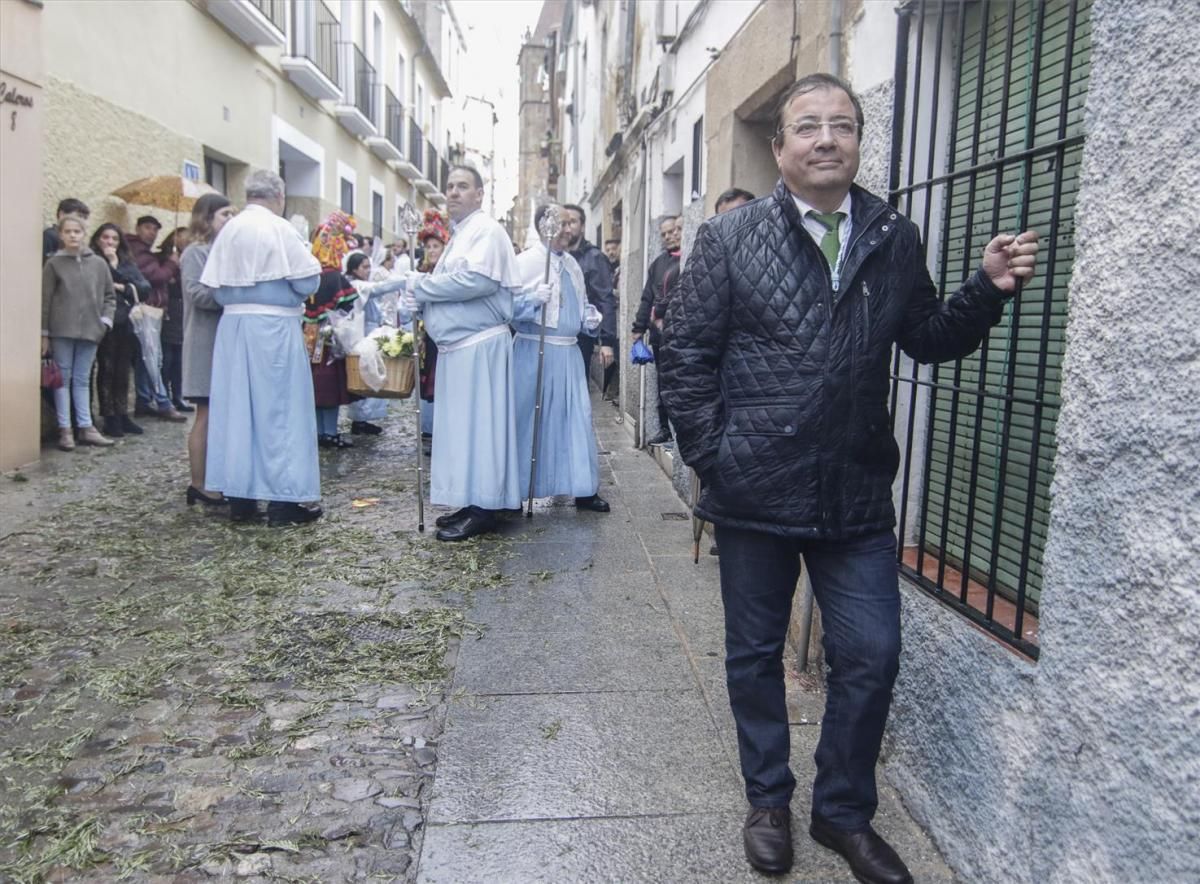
[
  {"x1": 200, "y1": 169, "x2": 324, "y2": 527},
  {"x1": 181, "y1": 193, "x2": 235, "y2": 507},
  {"x1": 158, "y1": 227, "x2": 191, "y2": 413},
  {"x1": 125, "y1": 215, "x2": 185, "y2": 421},
  {"x1": 660, "y1": 73, "x2": 1038, "y2": 880},
  {"x1": 632, "y1": 215, "x2": 682, "y2": 445},
  {"x1": 390, "y1": 238, "x2": 412, "y2": 274},
  {"x1": 89, "y1": 222, "x2": 151, "y2": 439},
  {"x1": 601, "y1": 237, "x2": 622, "y2": 399},
  {"x1": 306, "y1": 211, "x2": 359, "y2": 449},
  {"x1": 41, "y1": 215, "x2": 116, "y2": 451},
  {"x1": 345, "y1": 251, "x2": 408, "y2": 435},
  {"x1": 715, "y1": 187, "x2": 756, "y2": 214},
  {"x1": 561, "y1": 204, "x2": 617, "y2": 377},
  {"x1": 44, "y1": 198, "x2": 90, "y2": 262}
]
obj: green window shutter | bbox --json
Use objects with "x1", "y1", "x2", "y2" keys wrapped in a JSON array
[{"x1": 923, "y1": 0, "x2": 1091, "y2": 610}]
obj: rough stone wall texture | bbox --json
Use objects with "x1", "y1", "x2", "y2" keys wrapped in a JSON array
[
  {"x1": 43, "y1": 77, "x2": 202, "y2": 232},
  {"x1": 883, "y1": 2, "x2": 1200, "y2": 882},
  {"x1": 856, "y1": 80, "x2": 894, "y2": 201}
]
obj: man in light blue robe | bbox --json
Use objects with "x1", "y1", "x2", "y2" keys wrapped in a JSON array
[
  {"x1": 512, "y1": 204, "x2": 608, "y2": 512},
  {"x1": 403, "y1": 166, "x2": 523, "y2": 542},
  {"x1": 200, "y1": 170, "x2": 324, "y2": 527}
]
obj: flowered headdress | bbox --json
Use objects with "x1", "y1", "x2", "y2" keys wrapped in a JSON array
[
  {"x1": 312, "y1": 210, "x2": 357, "y2": 270},
  {"x1": 419, "y1": 209, "x2": 449, "y2": 245}
]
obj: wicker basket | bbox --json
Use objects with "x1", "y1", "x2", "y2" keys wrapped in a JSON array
[{"x1": 346, "y1": 354, "x2": 415, "y2": 399}]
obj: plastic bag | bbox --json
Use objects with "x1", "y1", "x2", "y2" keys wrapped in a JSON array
[
  {"x1": 327, "y1": 308, "x2": 362, "y2": 359},
  {"x1": 376, "y1": 292, "x2": 400, "y2": 329},
  {"x1": 352, "y1": 333, "x2": 389, "y2": 391},
  {"x1": 631, "y1": 338, "x2": 654, "y2": 365},
  {"x1": 129, "y1": 303, "x2": 168, "y2": 394}
]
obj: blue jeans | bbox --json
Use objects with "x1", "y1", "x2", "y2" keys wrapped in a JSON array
[
  {"x1": 50, "y1": 337, "x2": 99, "y2": 429},
  {"x1": 134, "y1": 342, "x2": 172, "y2": 411},
  {"x1": 714, "y1": 524, "x2": 901, "y2": 831},
  {"x1": 316, "y1": 406, "x2": 339, "y2": 436}
]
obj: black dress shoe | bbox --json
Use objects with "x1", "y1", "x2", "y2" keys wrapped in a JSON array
[
  {"x1": 267, "y1": 502, "x2": 323, "y2": 527},
  {"x1": 119, "y1": 415, "x2": 144, "y2": 435},
  {"x1": 574, "y1": 494, "x2": 611, "y2": 513},
  {"x1": 648, "y1": 429, "x2": 673, "y2": 446},
  {"x1": 435, "y1": 508, "x2": 496, "y2": 542},
  {"x1": 173, "y1": 400, "x2": 195, "y2": 413},
  {"x1": 743, "y1": 806, "x2": 793, "y2": 875},
  {"x1": 435, "y1": 507, "x2": 472, "y2": 528},
  {"x1": 228, "y1": 497, "x2": 261, "y2": 523},
  {"x1": 187, "y1": 486, "x2": 227, "y2": 507},
  {"x1": 351, "y1": 420, "x2": 383, "y2": 435},
  {"x1": 709, "y1": 542, "x2": 720, "y2": 556},
  {"x1": 318, "y1": 434, "x2": 336, "y2": 449},
  {"x1": 102, "y1": 416, "x2": 125, "y2": 438},
  {"x1": 809, "y1": 818, "x2": 913, "y2": 884}
]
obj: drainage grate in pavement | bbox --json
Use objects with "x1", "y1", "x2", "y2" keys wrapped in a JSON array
[{"x1": 661, "y1": 512, "x2": 689, "y2": 521}]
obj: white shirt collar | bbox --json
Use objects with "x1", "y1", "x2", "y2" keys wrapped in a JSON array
[{"x1": 790, "y1": 191, "x2": 853, "y2": 223}]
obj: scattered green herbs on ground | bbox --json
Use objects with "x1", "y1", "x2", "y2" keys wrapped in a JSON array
[{"x1": 0, "y1": 454, "x2": 509, "y2": 882}]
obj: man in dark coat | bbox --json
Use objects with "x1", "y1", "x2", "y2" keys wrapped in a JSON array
[
  {"x1": 562, "y1": 204, "x2": 617, "y2": 378},
  {"x1": 632, "y1": 215, "x2": 681, "y2": 444},
  {"x1": 659, "y1": 73, "x2": 1039, "y2": 882}
]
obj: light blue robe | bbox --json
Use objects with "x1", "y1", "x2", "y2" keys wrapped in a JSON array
[
  {"x1": 512, "y1": 267, "x2": 600, "y2": 498},
  {"x1": 206, "y1": 276, "x2": 321, "y2": 501},
  {"x1": 414, "y1": 269, "x2": 519, "y2": 510}
]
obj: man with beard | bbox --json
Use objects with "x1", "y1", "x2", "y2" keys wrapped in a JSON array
[{"x1": 561, "y1": 204, "x2": 616, "y2": 379}]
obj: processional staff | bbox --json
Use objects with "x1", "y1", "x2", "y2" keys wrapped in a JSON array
[
  {"x1": 400, "y1": 203, "x2": 425, "y2": 533},
  {"x1": 526, "y1": 204, "x2": 563, "y2": 518}
]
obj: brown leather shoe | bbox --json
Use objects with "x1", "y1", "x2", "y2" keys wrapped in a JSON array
[
  {"x1": 810, "y1": 818, "x2": 913, "y2": 884},
  {"x1": 158, "y1": 407, "x2": 188, "y2": 423},
  {"x1": 57, "y1": 428, "x2": 76, "y2": 451},
  {"x1": 743, "y1": 806, "x2": 793, "y2": 875},
  {"x1": 76, "y1": 426, "x2": 114, "y2": 447}
]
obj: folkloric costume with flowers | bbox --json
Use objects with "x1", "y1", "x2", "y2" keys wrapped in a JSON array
[
  {"x1": 199, "y1": 204, "x2": 323, "y2": 502},
  {"x1": 306, "y1": 212, "x2": 359, "y2": 414}
]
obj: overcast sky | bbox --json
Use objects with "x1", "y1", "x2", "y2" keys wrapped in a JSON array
[{"x1": 454, "y1": 0, "x2": 544, "y2": 222}]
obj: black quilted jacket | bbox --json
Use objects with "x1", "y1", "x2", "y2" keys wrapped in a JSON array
[{"x1": 659, "y1": 181, "x2": 1010, "y2": 540}]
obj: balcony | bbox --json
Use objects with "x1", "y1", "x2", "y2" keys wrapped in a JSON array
[
  {"x1": 281, "y1": 0, "x2": 341, "y2": 102},
  {"x1": 334, "y1": 44, "x2": 377, "y2": 138},
  {"x1": 206, "y1": 0, "x2": 286, "y2": 47},
  {"x1": 367, "y1": 87, "x2": 405, "y2": 163}
]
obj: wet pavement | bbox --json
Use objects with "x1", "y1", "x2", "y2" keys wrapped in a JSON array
[{"x1": 1, "y1": 393, "x2": 953, "y2": 882}]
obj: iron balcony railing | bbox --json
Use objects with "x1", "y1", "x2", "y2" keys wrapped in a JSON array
[
  {"x1": 290, "y1": 0, "x2": 340, "y2": 88},
  {"x1": 250, "y1": 0, "x2": 285, "y2": 31},
  {"x1": 409, "y1": 118, "x2": 425, "y2": 173},
  {"x1": 348, "y1": 43, "x2": 376, "y2": 122},
  {"x1": 426, "y1": 140, "x2": 438, "y2": 185},
  {"x1": 384, "y1": 87, "x2": 405, "y2": 154},
  {"x1": 439, "y1": 158, "x2": 449, "y2": 192}
]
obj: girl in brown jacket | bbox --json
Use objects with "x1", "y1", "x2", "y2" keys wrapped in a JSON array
[{"x1": 41, "y1": 215, "x2": 117, "y2": 450}]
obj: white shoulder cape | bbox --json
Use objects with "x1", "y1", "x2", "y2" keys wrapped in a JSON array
[
  {"x1": 435, "y1": 210, "x2": 521, "y2": 290},
  {"x1": 200, "y1": 204, "x2": 321, "y2": 288}
]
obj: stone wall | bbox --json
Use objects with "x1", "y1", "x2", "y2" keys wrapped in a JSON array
[{"x1": 882, "y1": 2, "x2": 1200, "y2": 881}]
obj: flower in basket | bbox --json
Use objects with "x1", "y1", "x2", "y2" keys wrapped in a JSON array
[{"x1": 377, "y1": 329, "x2": 415, "y2": 358}]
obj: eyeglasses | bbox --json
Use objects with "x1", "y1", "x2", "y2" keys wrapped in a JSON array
[{"x1": 777, "y1": 119, "x2": 859, "y2": 140}]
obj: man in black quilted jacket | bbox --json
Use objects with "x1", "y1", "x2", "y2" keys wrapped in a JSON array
[
  {"x1": 659, "y1": 73, "x2": 1039, "y2": 881},
  {"x1": 633, "y1": 215, "x2": 682, "y2": 444}
]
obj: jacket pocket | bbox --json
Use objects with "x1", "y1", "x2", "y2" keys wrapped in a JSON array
[{"x1": 726, "y1": 398, "x2": 804, "y2": 437}]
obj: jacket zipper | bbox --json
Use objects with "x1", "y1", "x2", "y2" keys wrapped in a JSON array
[{"x1": 862, "y1": 281, "x2": 872, "y2": 351}]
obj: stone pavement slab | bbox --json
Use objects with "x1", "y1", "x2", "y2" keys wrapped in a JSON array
[{"x1": 416, "y1": 393, "x2": 955, "y2": 882}]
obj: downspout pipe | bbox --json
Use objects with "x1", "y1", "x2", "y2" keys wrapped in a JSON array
[{"x1": 829, "y1": 0, "x2": 844, "y2": 78}]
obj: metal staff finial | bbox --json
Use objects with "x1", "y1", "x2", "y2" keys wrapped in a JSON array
[
  {"x1": 401, "y1": 203, "x2": 421, "y2": 239},
  {"x1": 537, "y1": 202, "x2": 563, "y2": 242}
]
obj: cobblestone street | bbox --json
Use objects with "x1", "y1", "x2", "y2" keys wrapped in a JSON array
[
  {"x1": 1, "y1": 397, "x2": 950, "y2": 882},
  {"x1": 0, "y1": 407, "x2": 505, "y2": 882}
]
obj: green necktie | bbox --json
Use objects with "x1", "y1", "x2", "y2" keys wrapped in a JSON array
[{"x1": 810, "y1": 211, "x2": 846, "y2": 268}]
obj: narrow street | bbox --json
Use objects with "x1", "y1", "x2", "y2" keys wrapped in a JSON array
[{"x1": 2, "y1": 396, "x2": 950, "y2": 882}]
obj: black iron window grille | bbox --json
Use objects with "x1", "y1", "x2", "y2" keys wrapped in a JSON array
[
  {"x1": 250, "y1": 0, "x2": 286, "y2": 32},
  {"x1": 887, "y1": 0, "x2": 1092, "y2": 658},
  {"x1": 291, "y1": 0, "x2": 340, "y2": 88},
  {"x1": 409, "y1": 117, "x2": 425, "y2": 172},
  {"x1": 348, "y1": 43, "x2": 376, "y2": 123},
  {"x1": 384, "y1": 87, "x2": 405, "y2": 154}
]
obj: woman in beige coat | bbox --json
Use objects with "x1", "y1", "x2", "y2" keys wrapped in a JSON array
[{"x1": 41, "y1": 215, "x2": 117, "y2": 451}]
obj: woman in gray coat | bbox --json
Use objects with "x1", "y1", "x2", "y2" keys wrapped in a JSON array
[
  {"x1": 41, "y1": 215, "x2": 116, "y2": 451},
  {"x1": 180, "y1": 193, "x2": 235, "y2": 506}
]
